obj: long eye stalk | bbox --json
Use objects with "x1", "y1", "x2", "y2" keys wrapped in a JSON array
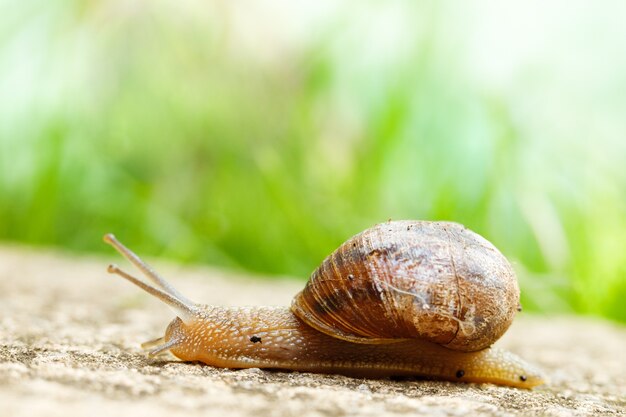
[
  {"x1": 104, "y1": 234, "x2": 197, "y2": 324},
  {"x1": 103, "y1": 233, "x2": 194, "y2": 305}
]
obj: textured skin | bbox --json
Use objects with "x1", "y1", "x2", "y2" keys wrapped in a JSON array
[
  {"x1": 165, "y1": 306, "x2": 544, "y2": 388},
  {"x1": 292, "y1": 221, "x2": 519, "y2": 351}
]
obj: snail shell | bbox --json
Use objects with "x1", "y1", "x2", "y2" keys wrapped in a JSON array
[{"x1": 292, "y1": 220, "x2": 519, "y2": 351}]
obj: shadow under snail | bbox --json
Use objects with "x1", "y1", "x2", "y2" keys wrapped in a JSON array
[{"x1": 103, "y1": 220, "x2": 545, "y2": 388}]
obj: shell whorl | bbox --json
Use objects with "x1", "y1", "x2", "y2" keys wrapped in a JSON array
[{"x1": 291, "y1": 221, "x2": 519, "y2": 352}]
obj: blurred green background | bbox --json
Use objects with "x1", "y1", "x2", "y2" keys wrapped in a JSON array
[{"x1": 1, "y1": 1, "x2": 625, "y2": 322}]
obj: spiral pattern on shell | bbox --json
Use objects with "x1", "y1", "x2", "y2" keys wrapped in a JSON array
[{"x1": 291, "y1": 220, "x2": 520, "y2": 352}]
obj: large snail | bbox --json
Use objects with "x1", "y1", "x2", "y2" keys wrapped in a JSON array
[{"x1": 103, "y1": 220, "x2": 545, "y2": 388}]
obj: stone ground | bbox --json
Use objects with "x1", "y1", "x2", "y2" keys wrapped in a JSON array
[{"x1": 0, "y1": 245, "x2": 624, "y2": 417}]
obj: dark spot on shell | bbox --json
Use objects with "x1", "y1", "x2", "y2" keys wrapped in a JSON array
[
  {"x1": 312, "y1": 300, "x2": 332, "y2": 315},
  {"x1": 456, "y1": 370, "x2": 465, "y2": 378},
  {"x1": 520, "y1": 375, "x2": 527, "y2": 382},
  {"x1": 250, "y1": 336, "x2": 262, "y2": 344}
]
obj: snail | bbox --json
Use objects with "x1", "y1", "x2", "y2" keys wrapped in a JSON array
[{"x1": 103, "y1": 220, "x2": 545, "y2": 388}]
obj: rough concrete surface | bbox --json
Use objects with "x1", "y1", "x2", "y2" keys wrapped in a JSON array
[{"x1": 0, "y1": 245, "x2": 624, "y2": 417}]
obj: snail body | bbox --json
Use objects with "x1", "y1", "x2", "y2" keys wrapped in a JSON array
[{"x1": 104, "y1": 221, "x2": 544, "y2": 388}]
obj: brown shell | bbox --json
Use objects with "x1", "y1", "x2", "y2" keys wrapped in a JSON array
[{"x1": 291, "y1": 221, "x2": 520, "y2": 352}]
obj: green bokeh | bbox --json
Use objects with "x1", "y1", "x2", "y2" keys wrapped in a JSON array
[{"x1": 1, "y1": 1, "x2": 625, "y2": 322}]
